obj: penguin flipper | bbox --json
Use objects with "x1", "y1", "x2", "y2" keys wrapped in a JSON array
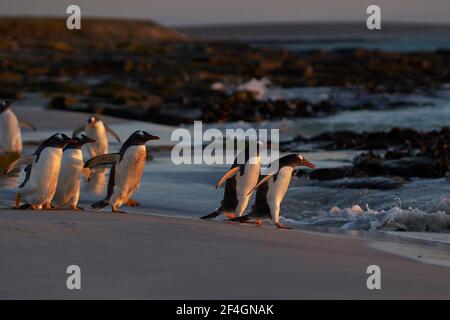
[
  {"x1": 18, "y1": 119, "x2": 37, "y2": 131},
  {"x1": 84, "y1": 153, "x2": 120, "y2": 169},
  {"x1": 91, "y1": 199, "x2": 109, "y2": 210},
  {"x1": 215, "y1": 166, "x2": 240, "y2": 189},
  {"x1": 104, "y1": 124, "x2": 121, "y2": 143},
  {"x1": 4, "y1": 155, "x2": 36, "y2": 174},
  {"x1": 246, "y1": 174, "x2": 273, "y2": 196},
  {"x1": 199, "y1": 210, "x2": 221, "y2": 220}
]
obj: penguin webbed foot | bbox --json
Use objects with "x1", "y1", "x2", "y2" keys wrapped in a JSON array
[
  {"x1": 70, "y1": 205, "x2": 85, "y2": 211},
  {"x1": 275, "y1": 223, "x2": 292, "y2": 230},
  {"x1": 199, "y1": 210, "x2": 221, "y2": 220},
  {"x1": 112, "y1": 207, "x2": 126, "y2": 214},
  {"x1": 125, "y1": 199, "x2": 140, "y2": 207},
  {"x1": 230, "y1": 215, "x2": 263, "y2": 227},
  {"x1": 91, "y1": 200, "x2": 109, "y2": 210},
  {"x1": 13, "y1": 203, "x2": 31, "y2": 210},
  {"x1": 42, "y1": 202, "x2": 54, "y2": 210},
  {"x1": 224, "y1": 213, "x2": 236, "y2": 220},
  {"x1": 230, "y1": 215, "x2": 250, "y2": 223}
]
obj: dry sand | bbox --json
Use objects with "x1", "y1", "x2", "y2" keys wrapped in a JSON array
[{"x1": 1, "y1": 210, "x2": 449, "y2": 299}]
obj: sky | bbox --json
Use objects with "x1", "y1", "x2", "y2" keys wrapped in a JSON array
[{"x1": 0, "y1": 0, "x2": 449, "y2": 26}]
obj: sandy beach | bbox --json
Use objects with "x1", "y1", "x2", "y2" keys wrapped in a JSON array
[{"x1": 1, "y1": 210, "x2": 450, "y2": 299}]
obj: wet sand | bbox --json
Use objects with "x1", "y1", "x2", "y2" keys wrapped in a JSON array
[{"x1": 1, "y1": 210, "x2": 450, "y2": 299}]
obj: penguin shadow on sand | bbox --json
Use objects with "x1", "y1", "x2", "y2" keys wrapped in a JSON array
[{"x1": 202, "y1": 152, "x2": 316, "y2": 230}]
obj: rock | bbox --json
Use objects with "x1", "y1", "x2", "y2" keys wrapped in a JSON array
[
  {"x1": 309, "y1": 167, "x2": 352, "y2": 181},
  {"x1": 49, "y1": 95, "x2": 77, "y2": 109},
  {"x1": 384, "y1": 157, "x2": 446, "y2": 178}
]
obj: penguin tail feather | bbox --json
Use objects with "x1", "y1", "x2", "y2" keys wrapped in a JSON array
[
  {"x1": 91, "y1": 200, "x2": 109, "y2": 210},
  {"x1": 199, "y1": 210, "x2": 221, "y2": 220}
]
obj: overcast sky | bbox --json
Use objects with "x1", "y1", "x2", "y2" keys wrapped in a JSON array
[{"x1": 1, "y1": 0, "x2": 449, "y2": 26}]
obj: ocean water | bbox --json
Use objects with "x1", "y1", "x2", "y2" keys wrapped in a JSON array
[
  {"x1": 251, "y1": 32, "x2": 450, "y2": 52},
  {"x1": 180, "y1": 23, "x2": 450, "y2": 52}
]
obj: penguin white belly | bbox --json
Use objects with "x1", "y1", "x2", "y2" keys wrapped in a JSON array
[
  {"x1": 21, "y1": 148, "x2": 63, "y2": 205},
  {"x1": 0, "y1": 110, "x2": 22, "y2": 153},
  {"x1": 235, "y1": 157, "x2": 260, "y2": 216},
  {"x1": 267, "y1": 166, "x2": 293, "y2": 223},
  {"x1": 53, "y1": 149, "x2": 83, "y2": 208},
  {"x1": 86, "y1": 124, "x2": 108, "y2": 157},
  {"x1": 109, "y1": 145, "x2": 146, "y2": 208}
]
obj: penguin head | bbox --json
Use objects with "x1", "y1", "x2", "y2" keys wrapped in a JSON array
[
  {"x1": 47, "y1": 133, "x2": 75, "y2": 149},
  {"x1": 278, "y1": 153, "x2": 316, "y2": 170},
  {"x1": 80, "y1": 134, "x2": 96, "y2": 145},
  {"x1": 295, "y1": 154, "x2": 316, "y2": 168},
  {"x1": 64, "y1": 134, "x2": 96, "y2": 150},
  {"x1": 87, "y1": 116, "x2": 102, "y2": 127},
  {"x1": 0, "y1": 100, "x2": 12, "y2": 113},
  {"x1": 129, "y1": 130, "x2": 160, "y2": 144}
]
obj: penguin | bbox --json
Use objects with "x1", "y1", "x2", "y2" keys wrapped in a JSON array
[
  {"x1": 200, "y1": 140, "x2": 262, "y2": 220},
  {"x1": 73, "y1": 115, "x2": 121, "y2": 157},
  {"x1": 84, "y1": 130, "x2": 159, "y2": 213},
  {"x1": 231, "y1": 154, "x2": 315, "y2": 229},
  {"x1": 0, "y1": 100, "x2": 36, "y2": 154},
  {"x1": 4, "y1": 133, "x2": 74, "y2": 209},
  {"x1": 52, "y1": 134, "x2": 96, "y2": 210}
]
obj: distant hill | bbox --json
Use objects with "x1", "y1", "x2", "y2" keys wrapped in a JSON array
[{"x1": 0, "y1": 17, "x2": 188, "y2": 44}]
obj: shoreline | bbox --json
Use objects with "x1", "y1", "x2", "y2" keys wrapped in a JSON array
[{"x1": 1, "y1": 209, "x2": 450, "y2": 299}]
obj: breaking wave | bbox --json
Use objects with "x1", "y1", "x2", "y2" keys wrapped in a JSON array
[{"x1": 282, "y1": 204, "x2": 450, "y2": 232}]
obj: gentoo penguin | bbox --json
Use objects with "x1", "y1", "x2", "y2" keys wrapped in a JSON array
[
  {"x1": 200, "y1": 141, "x2": 262, "y2": 220},
  {"x1": 231, "y1": 154, "x2": 315, "y2": 229},
  {"x1": 0, "y1": 100, "x2": 36, "y2": 154},
  {"x1": 4, "y1": 133, "x2": 74, "y2": 209},
  {"x1": 52, "y1": 134, "x2": 96, "y2": 210},
  {"x1": 73, "y1": 115, "x2": 121, "y2": 157},
  {"x1": 84, "y1": 130, "x2": 159, "y2": 213}
]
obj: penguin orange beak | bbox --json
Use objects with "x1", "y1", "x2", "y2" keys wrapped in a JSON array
[{"x1": 301, "y1": 159, "x2": 316, "y2": 169}]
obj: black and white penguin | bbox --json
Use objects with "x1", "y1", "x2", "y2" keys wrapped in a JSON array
[
  {"x1": 73, "y1": 115, "x2": 121, "y2": 157},
  {"x1": 0, "y1": 100, "x2": 36, "y2": 154},
  {"x1": 231, "y1": 154, "x2": 315, "y2": 229},
  {"x1": 4, "y1": 133, "x2": 74, "y2": 209},
  {"x1": 84, "y1": 130, "x2": 159, "y2": 213},
  {"x1": 200, "y1": 141, "x2": 262, "y2": 220},
  {"x1": 52, "y1": 134, "x2": 96, "y2": 210}
]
